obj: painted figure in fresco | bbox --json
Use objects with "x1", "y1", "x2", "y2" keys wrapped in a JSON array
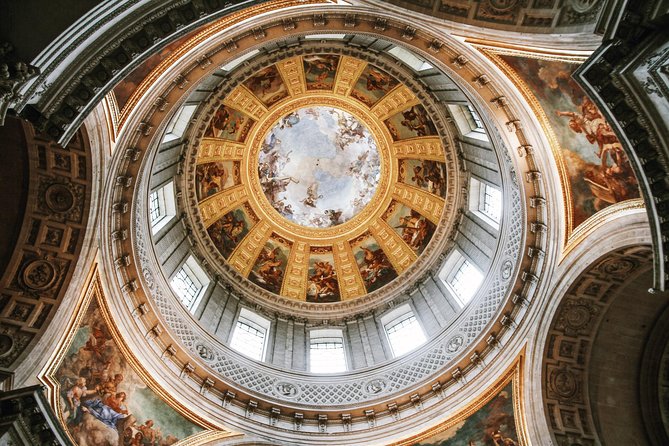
[
  {"x1": 396, "y1": 210, "x2": 430, "y2": 252},
  {"x1": 303, "y1": 55, "x2": 338, "y2": 84},
  {"x1": 138, "y1": 420, "x2": 157, "y2": 445},
  {"x1": 100, "y1": 373, "x2": 125, "y2": 398},
  {"x1": 210, "y1": 107, "x2": 246, "y2": 138},
  {"x1": 103, "y1": 392, "x2": 129, "y2": 415},
  {"x1": 252, "y1": 246, "x2": 284, "y2": 292},
  {"x1": 82, "y1": 397, "x2": 129, "y2": 429},
  {"x1": 491, "y1": 430, "x2": 517, "y2": 446},
  {"x1": 400, "y1": 106, "x2": 432, "y2": 137},
  {"x1": 57, "y1": 305, "x2": 192, "y2": 445},
  {"x1": 261, "y1": 176, "x2": 299, "y2": 206},
  {"x1": 556, "y1": 97, "x2": 637, "y2": 206},
  {"x1": 358, "y1": 246, "x2": 394, "y2": 289},
  {"x1": 66, "y1": 377, "x2": 98, "y2": 425},
  {"x1": 130, "y1": 432, "x2": 144, "y2": 446},
  {"x1": 307, "y1": 261, "x2": 339, "y2": 302},
  {"x1": 196, "y1": 163, "x2": 228, "y2": 199},
  {"x1": 279, "y1": 111, "x2": 300, "y2": 129},
  {"x1": 324, "y1": 209, "x2": 343, "y2": 226},
  {"x1": 556, "y1": 97, "x2": 625, "y2": 170},
  {"x1": 208, "y1": 211, "x2": 248, "y2": 258},
  {"x1": 334, "y1": 111, "x2": 366, "y2": 150},
  {"x1": 301, "y1": 183, "x2": 323, "y2": 208},
  {"x1": 246, "y1": 66, "x2": 280, "y2": 96},
  {"x1": 220, "y1": 214, "x2": 245, "y2": 244},
  {"x1": 83, "y1": 323, "x2": 111, "y2": 358},
  {"x1": 409, "y1": 161, "x2": 446, "y2": 196},
  {"x1": 365, "y1": 68, "x2": 395, "y2": 93}
]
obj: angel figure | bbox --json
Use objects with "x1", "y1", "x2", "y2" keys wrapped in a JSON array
[{"x1": 301, "y1": 183, "x2": 323, "y2": 208}]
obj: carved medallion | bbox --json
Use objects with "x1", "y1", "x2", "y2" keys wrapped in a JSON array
[
  {"x1": 446, "y1": 334, "x2": 464, "y2": 353},
  {"x1": 142, "y1": 267, "x2": 155, "y2": 289},
  {"x1": 21, "y1": 259, "x2": 58, "y2": 290},
  {"x1": 549, "y1": 367, "x2": 579, "y2": 400},
  {"x1": 195, "y1": 344, "x2": 215, "y2": 362},
  {"x1": 364, "y1": 378, "x2": 387, "y2": 395},
  {"x1": 44, "y1": 183, "x2": 75, "y2": 213},
  {"x1": 556, "y1": 298, "x2": 599, "y2": 334},
  {"x1": 501, "y1": 259, "x2": 513, "y2": 280},
  {"x1": 275, "y1": 381, "x2": 299, "y2": 398},
  {"x1": 599, "y1": 257, "x2": 636, "y2": 276},
  {"x1": 569, "y1": 0, "x2": 600, "y2": 13}
]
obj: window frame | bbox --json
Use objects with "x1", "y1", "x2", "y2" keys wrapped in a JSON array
[
  {"x1": 438, "y1": 250, "x2": 484, "y2": 308},
  {"x1": 381, "y1": 303, "x2": 427, "y2": 357},
  {"x1": 308, "y1": 328, "x2": 347, "y2": 374},
  {"x1": 149, "y1": 181, "x2": 176, "y2": 234},
  {"x1": 468, "y1": 177, "x2": 502, "y2": 230},
  {"x1": 170, "y1": 255, "x2": 210, "y2": 313},
  {"x1": 447, "y1": 104, "x2": 489, "y2": 141},
  {"x1": 229, "y1": 307, "x2": 271, "y2": 362},
  {"x1": 163, "y1": 104, "x2": 198, "y2": 142}
]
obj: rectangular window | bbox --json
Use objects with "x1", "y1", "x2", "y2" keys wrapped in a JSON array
[
  {"x1": 449, "y1": 259, "x2": 484, "y2": 305},
  {"x1": 480, "y1": 183, "x2": 502, "y2": 223},
  {"x1": 170, "y1": 256, "x2": 210, "y2": 312},
  {"x1": 149, "y1": 189, "x2": 163, "y2": 224},
  {"x1": 383, "y1": 305, "x2": 427, "y2": 357},
  {"x1": 163, "y1": 104, "x2": 198, "y2": 142},
  {"x1": 469, "y1": 177, "x2": 501, "y2": 230},
  {"x1": 466, "y1": 104, "x2": 484, "y2": 131},
  {"x1": 171, "y1": 265, "x2": 202, "y2": 309},
  {"x1": 310, "y1": 329, "x2": 346, "y2": 373},
  {"x1": 230, "y1": 308, "x2": 270, "y2": 361},
  {"x1": 149, "y1": 181, "x2": 176, "y2": 234}
]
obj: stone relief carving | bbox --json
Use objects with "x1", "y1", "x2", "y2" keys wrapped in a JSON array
[
  {"x1": 275, "y1": 382, "x2": 300, "y2": 398},
  {"x1": 364, "y1": 379, "x2": 387, "y2": 395}
]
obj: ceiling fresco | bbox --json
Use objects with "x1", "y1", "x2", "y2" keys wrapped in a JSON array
[
  {"x1": 51, "y1": 296, "x2": 206, "y2": 445},
  {"x1": 258, "y1": 106, "x2": 381, "y2": 228},
  {"x1": 191, "y1": 55, "x2": 451, "y2": 302},
  {"x1": 488, "y1": 52, "x2": 640, "y2": 232}
]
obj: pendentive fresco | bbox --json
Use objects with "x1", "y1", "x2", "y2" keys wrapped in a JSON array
[
  {"x1": 53, "y1": 299, "x2": 203, "y2": 445},
  {"x1": 498, "y1": 55, "x2": 640, "y2": 229}
]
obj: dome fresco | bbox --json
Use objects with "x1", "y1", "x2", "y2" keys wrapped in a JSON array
[
  {"x1": 191, "y1": 55, "x2": 450, "y2": 302},
  {"x1": 258, "y1": 106, "x2": 381, "y2": 229}
]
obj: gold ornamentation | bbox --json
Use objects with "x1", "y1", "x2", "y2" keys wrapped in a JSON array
[
  {"x1": 392, "y1": 183, "x2": 444, "y2": 224},
  {"x1": 224, "y1": 85, "x2": 268, "y2": 121},
  {"x1": 277, "y1": 56, "x2": 306, "y2": 96},
  {"x1": 280, "y1": 241, "x2": 310, "y2": 300},
  {"x1": 228, "y1": 221, "x2": 273, "y2": 275},
  {"x1": 368, "y1": 218, "x2": 417, "y2": 274},
  {"x1": 191, "y1": 53, "x2": 451, "y2": 301},
  {"x1": 242, "y1": 93, "x2": 394, "y2": 242},
  {"x1": 333, "y1": 241, "x2": 366, "y2": 299},
  {"x1": 371, "y1": 85, "x2": 419, "y2": 121},
  {"x1": 333, "y1": 56, "x2": 367, "y2": 97},
  {"x1": 200, "y1": 185, "x2": 248, "y2": 227},
  {"x1": 197, "y1": 138, "x2": 245, "y2": 163},
  {"x1": 392, "y1": 137, "x2": 445, "y2": 161}
]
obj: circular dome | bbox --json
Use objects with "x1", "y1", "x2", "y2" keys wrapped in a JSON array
[
  {"x1": 190, "y1": 53, "x2": 453, "y2": 304},
  {"x1": 107, "y1": 17, "x2": 528, "y2": 441}
]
